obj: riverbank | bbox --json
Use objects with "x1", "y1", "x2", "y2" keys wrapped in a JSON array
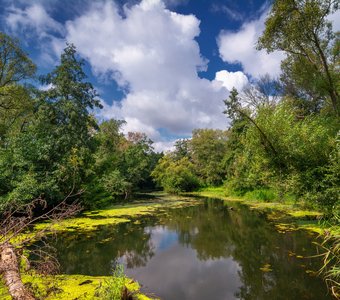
[
  {"x1": 0, "y1": 273, "x2": 151, "y2": 300},
  {"x1": 189, "y1": 186, "x2": 339, "y2": 235}
]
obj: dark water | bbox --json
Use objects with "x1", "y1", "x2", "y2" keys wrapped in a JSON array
[{"x1": 46, "y1": 198, "x2": 332, "y2": 300}]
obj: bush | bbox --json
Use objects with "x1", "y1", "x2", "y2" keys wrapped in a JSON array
[{"x1": 152, "y1": 156, "x2": 200, "y2": 193}]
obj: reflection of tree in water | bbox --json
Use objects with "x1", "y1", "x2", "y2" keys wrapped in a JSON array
[
  {"x1": 37, "y1": 198, "x2": 330, "y2": 299},
  {"x1": 164, "y1": 198, "x2": 330, "y2": 300},
  {"x1": 45, "y1": 217, "x2": 156, "y2": 275},
  {"x1": 163, "y1": 200, "x2": 235, "y2": 259}
]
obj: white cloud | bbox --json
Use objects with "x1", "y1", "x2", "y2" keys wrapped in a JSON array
[
  {"x1": 5, "y1": 3, "x2": 64, "y2": 38},
  {"x1": 214, "y1": 70, "x2": 249, "y2": 91},
  {"x1": 4, "y1": 3, "x2": 65, "y2": 66},
  {"x1": 210, "y1": 4, "x2": 243, "y2": 21},
  {"x1": 217, "y1": 9, "x2": 285, "y2": 78},
  {"x1": 153, "y1": 141, "x2": 176, "y2": 152},
  {"x1": 65, "y1": 0, "x2": 229, "y2": 147}
]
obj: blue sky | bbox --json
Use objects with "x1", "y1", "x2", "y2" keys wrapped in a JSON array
[{"x1": 1, "y1": 0, "x2": 338, "y2": 151}]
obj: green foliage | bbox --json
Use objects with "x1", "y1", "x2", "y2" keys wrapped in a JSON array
[
  {"x1": 258, "y1": 0, "x2": 339, "y2": 116},
  {"x1": 98, "y1": 265, "x2": 128, "y2": 300},
  {"x1": 85, "y1": 123, "x2": 159, "y2": 204},
  {"x1": 0, "y1": 32, "x2": 36, "y2": 86},
  {"x1": 0, "y1": 44, "x2": 102, "y2": 206},
  {"x1": 152, "y1": 155, "x2": 200, "y2": 193},
  {"x1": 223, "y1": 97, "x2": 339, "y2": 209},
  {"x1": 0, "y1": 41, "x2": 159, "y2": 210},
  {"x1": 101, "y1": 170, "x2": 132, "y2": 198},
  {"x1": 244, "y1": 189, "x2": 277, "y2": 202},
  {"x1": 318, "y1": 216, "x2": 340, "y2": 298},
  {"x1": 190, "y1": 129, "x2": 229, "y2": 186}
]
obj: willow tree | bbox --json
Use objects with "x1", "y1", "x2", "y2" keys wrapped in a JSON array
[{"x1": 258, "y1": 0, "x2": 339, "y2": 116}]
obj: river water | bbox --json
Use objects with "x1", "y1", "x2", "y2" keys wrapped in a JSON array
[{"x1": 47, "y1": 197, "x2": 332, "y2": 299}]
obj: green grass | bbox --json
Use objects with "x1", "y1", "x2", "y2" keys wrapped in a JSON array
[
  {"x1": 317, "y1": 215, "x2": 340, "y2": 298},
  {"x1": 98, "y1": 265, "x2": 128, "y2": 300},
  {"x1": 243, "y1": 189, "x2": 277, "y2": 202},
  {"x1": 0, "y1": 273, "x2": 151, "y2": 300}
]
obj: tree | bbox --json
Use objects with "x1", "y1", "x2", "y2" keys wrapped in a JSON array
[
  {"x1": 258, "y1": 0, "x2": 340, "y2": 116},
  {"x1": 1, "y1": 44, "x2": 102, "y2": 207},
  {"x1": 0, "y1": 32, "x2": 36, "y2": 142},
  {"x1": 0, "y1": 32, "x2": 35, "y2": 88},
  {"x1": 173, "y1": 139, "x2": 191, "y2": 161},
  {"x1": 224, "y1": 88, "x2": 280, "y2": 161},
  {"x1": 190, "y1": 129, "x2": 229, "y2": 186},
  {"x1": 40, "y1": 43, "x2": 102, "y2": 152},
  {"x1": 152, "y1": 155, "x2": 200, "y2": 193}
]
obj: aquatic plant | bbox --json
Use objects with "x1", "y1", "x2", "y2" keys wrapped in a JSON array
[
  {"x1": 318, "y1": 215, "x2": 340, "y2": 299},
  {"x1": 99, "y1": 264, "x2": 132, "y2": 300}
]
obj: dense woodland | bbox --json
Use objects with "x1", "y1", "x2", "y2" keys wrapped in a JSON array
[
  {"x1": 0, "y1": 0, "x2": 339, "y2": 299},
  {"x1": 0, "y1": 0, "x2": 339, "y2": 217},
  {"x1": 0, "y1": 39, "x2": 162, "y2": 211}
]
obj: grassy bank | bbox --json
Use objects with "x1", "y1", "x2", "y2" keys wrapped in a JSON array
[
  {"x1": 0, "y1": 273, "x2": 152, "y2": 300},
  {"x1": 190, "y1": 186, "x2": 339, "y2": 234}
]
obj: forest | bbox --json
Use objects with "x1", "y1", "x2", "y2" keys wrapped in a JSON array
[{"x1": 0, "y1": 0, "x2": 339, "y2": 299}]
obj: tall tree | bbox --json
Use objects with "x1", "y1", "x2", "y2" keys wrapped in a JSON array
[
  {"x1": 1, "y1": 44, "x2": 102, "y2": 206},
  {"x1": 224, "y1": 88, "x2": 279, "y2": 160},
  {"x1": 0, "y1": 32, "x2": 36, "y2": 141},
  {"x1": 40, "y1": 43, "x2": 102, "y2": 151},
  {"x1": 190, "y1": 129, "x2": 229, "y2": 185},
  {"x1": 258, "y1": 0, "x2": 339, "y2": 116}
]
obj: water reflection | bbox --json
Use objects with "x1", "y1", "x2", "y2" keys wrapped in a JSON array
[
  {"x1": 46, "y1": 198, "x2": 331, "y2": 299},
  {"x1": 53, "y1": 217, "x2": 156, "y2": 275}
]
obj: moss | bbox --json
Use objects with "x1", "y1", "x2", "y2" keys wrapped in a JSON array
[
  {"x1": 274, "y1": 223, "x2": 298, "y2": 233},
  {"x1": 29, "y1": 195, "x2": 199, "y2": 235},
  {"x1": 0, "y1": 274, "x2": 154, "y2": 300}
]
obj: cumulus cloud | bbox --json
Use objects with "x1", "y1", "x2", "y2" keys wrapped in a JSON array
[
  {"x1": 5, "y1": 3, "x2": 64, "y2": 38},
  {"x1": 4, "y1": 3, "x2": 65, "y2": 65},
  {"x1": 2, "y1": 0, "x2": 253, "y2": 151},
  {"x1": 65, "y1": 0, "x2": 231, "y2": 149},
  {"x1": 214, "y1": 70, "x2": 249, "y2": 91},
  {"x1": 217, "y1": 9, "x2": 285, "y2": 78}
]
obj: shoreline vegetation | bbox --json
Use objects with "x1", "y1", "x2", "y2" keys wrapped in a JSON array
[
  {"x1": 1, "y1": 192, "x2": 339, "y2": 299},
  {"x1": 190, "y1": 187, "x2": 339, "y2": 235}
]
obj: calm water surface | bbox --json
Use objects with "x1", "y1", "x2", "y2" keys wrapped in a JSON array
[{"x1": 48, "y1": 198, "x2": 332, "y2": 300}]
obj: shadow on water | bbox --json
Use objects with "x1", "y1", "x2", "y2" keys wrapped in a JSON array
[{"x1": 40, "y1": 198, "x2": 332, "y2": 300}]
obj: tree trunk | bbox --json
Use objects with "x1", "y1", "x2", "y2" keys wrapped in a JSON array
[{"x1": 0, "y1": 243, "x2": 35, "y2": 300}]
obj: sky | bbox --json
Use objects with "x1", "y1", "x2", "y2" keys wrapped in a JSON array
[{"x1": 0, "y1": 0, "x2": 338, "y2": 151}]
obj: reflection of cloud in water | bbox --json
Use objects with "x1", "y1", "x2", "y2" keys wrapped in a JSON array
[
  {"x1": 125, "y1": 226, "x2": 242, "y2": 300},
  {"x1": 146, "y1": 226, "x2": 179, "y2": 251}
]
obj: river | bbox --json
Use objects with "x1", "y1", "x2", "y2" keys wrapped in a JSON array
[{"x1": 42, "y1": 197, "x2": 331, "y2": 299}]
